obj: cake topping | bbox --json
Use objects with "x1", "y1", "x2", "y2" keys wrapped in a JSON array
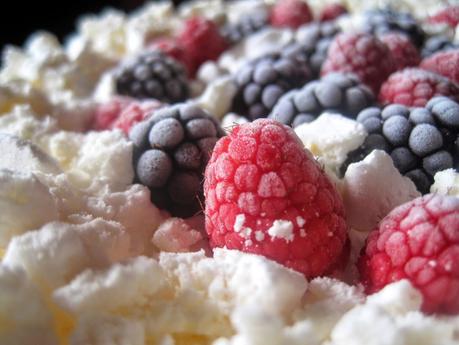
[
  {"x1": 115, "y1": 50, "x2": 189, "y2": 103},
  {"x1": 129, "y1": 103, "x2": 223, "y2": 217},
  {"x1": 359, "y1": 193, "x2": 459, "y2": 314},
  {"x1": 204, "y1": 119, "x2": 348, "y2": 278}
]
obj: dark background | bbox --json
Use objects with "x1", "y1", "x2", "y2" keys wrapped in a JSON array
[{"x1": 0, "y1": 0, "x2": 187, "y2": 51}]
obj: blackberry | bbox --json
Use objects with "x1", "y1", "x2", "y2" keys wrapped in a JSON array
[
  {"x1": 220, "y1": 11, "x2": 268, "y2": 45},
  {"x1": 129, "y1": 103, "x2": 224, "y2": 217},
  {"x1": 361, "y1": 8, "x2": 425, "y2": 47},
  {"x1": 115, "y1": 50, "x2": 189, "y2": 103},
  {"x1": 282, "y1": 21, "x2": 340, "y2": 78},
  {"x1": 421, "y1": 35, "x2": 459, "y2": 58},
  {"x1": 269, "y1": 73, "x2": 375, "y2": 127},
  {"x1": 231, "y1": 53, "x2": 311, "y2": 120},
  {"x1": 341, "y1": 97, "x2": 459, "y2": 194}
]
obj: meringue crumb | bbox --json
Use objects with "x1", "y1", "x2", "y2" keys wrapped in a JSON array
[
  {"x1": 296, "y1": 216, "x2": 306, "y2": 227},
  {"x1": 255, "y1": 231, "x2": 265, "y2": 242},
  {"x1": 234, "y1": 214, "x2": 246, "y2": 232},
  {"x1": 267, "y1": 220, "x2": 294, "y2": 242}
]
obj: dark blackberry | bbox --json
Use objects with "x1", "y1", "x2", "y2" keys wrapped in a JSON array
[
  {"x1": 220, "y1": 11, "x2": 269, "y2": 45},
  {"x1": 268, "y1": 73, "x2": 375, "y2": 127},
  {"x1": 129, "y1": 103, "x2": 224, "y2": 217},
  {"x1": 341, "y1": 97, "x2": 459, "y2": 194},
  {"x1": 115, "y1": 50, "x2": 189, "y2": 103},
  {"x1": 361, "y1": 8, "x2": 425, "y2": 47},
  {"x1": 421, "y1": 35, "x2": 459, "y2": 58},
  {"x1": 282, "y1": 21, "x2": 340, "y2": 78},
  {"x1": 231, "y1": 53, "x2": 311, "y2": 120}
]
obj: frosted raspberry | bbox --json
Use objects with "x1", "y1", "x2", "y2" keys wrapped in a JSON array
[
  {"x1": 112, "y1": 100, "x2": 162, "y2": 134},
  {"x1": 420, "y1": 49, "x2": 459, "y2": 84},
  {"x1": 379, "y1": 68, "x2": 459, "y2": 107},
  {"x1": 204, "y1": 119, "x2": 348, "y2": 278},
  {"x1": 93, "y1": 97, "x2": 162, "y2": 134},
  {"x1": 321, "y1": 32, "x2": 395, "y2": 93},
  {"x1": 93, "y1": 96, "x2": 133, "y2": 131},
  {"x1": 359, "y1": 194, "x2": 459, "y2": 314},
  {"x1": 177, "y1": 17, "x2": 228, "y2": 76},
  {"x1": 427, "y1": 6, "x2": 459, "y2": 28},
  {"x1": 270, "y1": 0, "x2": 313, "y2": 29},
  {"x1": 319, "y1": 3, "x2": 347, "y2": 22},
  {"x1": 380, "y1": 32, "x2": 421, "y2": 71}
]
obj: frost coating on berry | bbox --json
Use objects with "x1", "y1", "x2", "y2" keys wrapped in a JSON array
[
  {"x1": 431, "y1": 169, "x2": 459, "y2": 196},
  {"x1": 205, "y1": 119, "x2": 348, "y2": 278},
  {"x1": 359, "y1": 193, "x2": 459, "y2": 314},
  {"x1": 130, "y1": 103, "x2": 223, "y2": 217},
  {"x1": 321, "y1": 32, "x2": 394, "y2": 94},
  {"x1": 379, "y1": 68, "x2": 459, "y2": 107}
]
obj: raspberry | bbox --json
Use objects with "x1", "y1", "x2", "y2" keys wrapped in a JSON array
[
  {"x1": 380, "y1": 33, "x2": 421, "y2": 71},
  {"x1": 270, "y1": 0, "x2": 313, "y2": 29},
  {"x1": 204, "y1": 119, "x2": 348, "y2": 278},
  {"x1": 149, "y1": 38, "x2": 194, "y2": 77},
  {"x1": 420, "y1": 49, "x2": 459, "y2": 84},
  {"x1": 359, "y1": 194, "x2": 459, "y2": 314},
  {"x1": 177, "y1": 17, "x2": 228, "y2": 76},
  {"x1": 93, "y1": 96, "x2": 133, "y2": 131},
  {"x1": 321, "y1": 32, "x2": 395, "y2": 94},
  {"x1": 427, "y1": 6, "x2": 459, "y2": 28},
  {"x1": 112, "y1": 99, "x2": 163, "y2": 134},
  {"x1": 379, "y1": 68, "x2": 459, "y2": 107},
  {"x1": 93, "y1": 97, "x2": 162, "y2": 134},
  {"x1": 319, "y1": 3, "x2": 347, "y2": 22}
]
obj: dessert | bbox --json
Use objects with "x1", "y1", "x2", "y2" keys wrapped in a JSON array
[{"x1": 0, "y1": 0, "x2": 458, "y2": 344}]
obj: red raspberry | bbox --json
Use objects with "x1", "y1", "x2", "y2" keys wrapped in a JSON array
[
  {"x1": 177, "y1": 17, "x2": 228, "y2": 76},
  {"x1": 359, "y1": 194, "x2": 459, "y2": 314},
  {"x1": 93, "y1": 97, "x2": 162, "y2": 134},
  {"x1": 112, "y1": 99, "x2": 162, "y2": 134},
  {"x1": 270, "y1": 0, "x2": 313, "y2": 29},
  {"x1": 379, "y1": 68, "x2": 459, "y2": 107},
  {"x1": 93, "y1": 96, "x2": 133, "y2": 131},
  {"x1": 427, "y1": 6, "x2": 459, "y2": 28},
  {"x1": 420, "y1": 49, "x2": 459, "y2": 84},
  {"x1": 204, "y1": 119, "x2": 348, "y2": 278},
  {"x1": 321, "y1": 32, "x2": 395, "y2": 94},
  {"x1": 149, "y1": 38, "x2": 194, "y2": 77},
  {"x1": 319, "y1": 3, "x2": 347, "y2": 22},
  {"x1": 380, "y1": 32, "x2": 421, "y2": 71}
]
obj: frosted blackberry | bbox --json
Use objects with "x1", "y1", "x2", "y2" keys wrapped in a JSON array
[
  {"x1": 341, "y1": 97, "x2": 459, "y2": 194},
  {"x1": 129, "y1": 103, "x2": 224, "y2": 217},
  {"x1": 269, "y1": 73, "x2": 375, "y2": 127},
  {"x1": 221, "y1": 11, "x2": 268, "y2": 45},
  {"x1": 421, "y1": 35, "x2": 459, "y2": 58},
  {"x1": 361, "y1": 8, "x2": 425, "y2": 47},
  {"x1": 115, "y1": 50, "x2": 189, "y2": 103},
  {"x1": 231, "y1": 53, "x2": 311, "y2": 120},
  {"x1": 282, "y1": 21, "x2": 340, "y2": 78}
]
